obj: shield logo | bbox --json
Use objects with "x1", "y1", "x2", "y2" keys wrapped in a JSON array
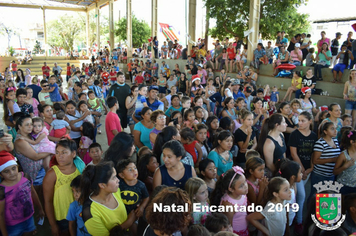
[{"x1": 315, "y1": 193, "x2": 342, "y2": 224}]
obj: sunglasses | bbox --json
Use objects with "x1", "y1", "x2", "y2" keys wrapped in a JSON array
[{"x1": 42, "y1": 85, "x2": 49, "y2": 87}]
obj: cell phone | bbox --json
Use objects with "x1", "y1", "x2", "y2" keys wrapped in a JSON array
[
  {"x1": 263, "y1": 102, "x2": 268, "y2": 110},
  {"x1": 0, "y1": 129, "x2": 4, "y2": 138},
  {"x1": 172, "y1": 118, "x2": 179, "y2": 125}
]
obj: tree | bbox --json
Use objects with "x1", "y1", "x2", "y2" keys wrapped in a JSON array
[
  {"x1": 204, "y1": 0, "x2": 310, "y2": 40},
  {"x1": 115, "y1": 15, "x2": 151, "y2": 48},
  {"x1": 33, "y1": 40, "x2": 42, "y2": 54},
  {"x1": 77, "y1": 12, "x2": 109, "y2": 48},
  {"x1": 47, "y1": 14, "x2": 82, "y2": 53},
  {"x1": 0, "y1": 23, "x2": 14, "y2": 49}
]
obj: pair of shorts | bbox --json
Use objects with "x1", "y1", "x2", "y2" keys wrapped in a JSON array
[
  {"x1": 127, "y1": 115, "x2": 135, "y2": 126},
  {"x1": 6, "y1": 216, "x2": 36, "y2": 236},
  {"x1": 345, "y1": 100, "x2": 356, "y2": 110},
  {"x1": 159, "y1": 86, "x2": 166, "y2": 94},
  {"x1": 333, "y1": 63, "x2": 347, "y2": 73},
  {"x1": 33, "y1": 167, "x2": 45, "y2": 186},
  {"x1": 113, "y1": 56, "x2": 118, "y2": 60},
  {"x1": 57, "y1": 219, "x2": 69, "y2": 232}
]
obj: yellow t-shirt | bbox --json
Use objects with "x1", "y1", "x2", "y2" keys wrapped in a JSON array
[
  {"x1": 84, "y1": 189, "x2": 128, "y2": 236},
  {"x1": 292, "y1": 77, "x2": 302, "y2": 89},
  {"x1": 52, "y1": 165, "x2": 80, "y2": 221},
  {"x1": 198, "y1": 49, "x2": 207, "y2": 57}
]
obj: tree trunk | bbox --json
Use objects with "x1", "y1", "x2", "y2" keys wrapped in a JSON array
[{"x1": 205, "y1": 6, "x2": 209, "y2": 49}]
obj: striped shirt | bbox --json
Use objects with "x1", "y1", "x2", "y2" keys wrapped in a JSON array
[{"x1": 313, "y1": 138, "x2": 340, "y2": 177}]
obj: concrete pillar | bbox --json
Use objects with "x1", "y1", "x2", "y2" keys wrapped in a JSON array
[
  {"x1": 95, "y1": 4, "x2": 100, "y2": 52},
  {"x1": 188, "y1": 0, "x2": 196, "y2": 53},
  {"x1": 109, "y1": 0, "x2": 115, "y2": 52},
  {"x1": 42, "y1": 8, "x2": 47, "y2": 57},
  {"x1": 126, "y1": 0, "x2": 132, "y2": 58},
  {"x1": 86, "y1": 11, "x2": 90, "y2": 51},
  {"x1": 151, "y1": 0, "x2": 158, "y2": 59},
  {"x1": 247, "y1": 0, "x2": 261, "y2": 62}
]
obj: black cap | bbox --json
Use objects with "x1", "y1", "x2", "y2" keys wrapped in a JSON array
[
  {"x1": 257, "y1": 88, "x2": 264, "y2": 93},
  {"x1": 336, "y1": 32, "x2": 342, "y2": 36},
  {"x1": 245, "y1": 86, "x2": 252, "y2": 93}
]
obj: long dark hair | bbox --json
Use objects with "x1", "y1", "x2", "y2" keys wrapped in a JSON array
[
  {"x1": 206, "y1": 115, "x2": 219, "y2": 147},
  {"x1": 79, "y1": 161, "x2": 114, "y2": 204},
  {"x1": 15, "y1": 69, "x2": 25, "y2": 83},
  {"x1": 153, "y1": 126, "x2": 179, "y2": 162},
  {"x1": 82, "y1": 122, "x2": 95, "y2": 140},
  {"x1": 137, "y1": 153, "x2": 157, "y2": 182},
  {"x1": 257, "y1": 113, "x2": 284, "y2": 159},
  {"x1": 104, "y1": 132, "x2": 134, "y2": 170}
]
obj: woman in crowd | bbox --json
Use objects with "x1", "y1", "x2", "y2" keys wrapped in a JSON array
[
  {"x1": 14, "y1": 115, "x2": 51, "y2": 188},
  {"x1": 272, "y1": 46, "x2": 290, "y2": 76},
  {"x1": 299, "y1": 87, "x2": 318, "y2": 115},
  {"x1": 314, "y1": 42, "x2": 332, "y2": 81},
  {"x1": 25, "y1": 87, "x2": 39, "y2": 117},
  {"x1": 332, "y1": 44, "x2": 354, "y2": 83},
  {"x1": 64, "y1": 100, "x2": 85, "y2": 148},
  {"x1": 257, "y1": 113, "x2": 287, "y2": 176},
  {"x1": 319, "y1": 103, "x2": 342, "y2": 139},
  {"x1": 252, "y1": 97, "x2": 268, "y2": 138},
  {"x1": 344, "y1": 69, "x2": 356, "y2": 128},
  {"x1": 278, "y1": 102, "x2": 296, "y2": 156},
  {"x1": 39, "y1": 104, "x2": 62, "y2": 143},
  {"x1": 133, "y1": 107, "x2": 154, "y2": 149},
  {"x1": 317, "y1": 31, "x2": 331, "y2": 53}
]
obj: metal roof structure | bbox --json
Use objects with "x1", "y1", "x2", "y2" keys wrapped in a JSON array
[{"x1": 0, "y1": 0, "x2": 114, "y2": 11}]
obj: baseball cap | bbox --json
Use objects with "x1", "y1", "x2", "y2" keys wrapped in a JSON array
[
  {"x1": 257, "y1": 88, "x2": 264, "y2": 93},
  {"x1": 245, "y1": 86, "x2": 252, "y2": 93},
  {"x1": 336, "y1": 32, "x2": 342, "y2": 36},
  {"x1": 148, "y1": 85, "x2": 159, "y2": 91},
  {"x1": 232, "y1": 79, "x2": 240, "y2": 85}
]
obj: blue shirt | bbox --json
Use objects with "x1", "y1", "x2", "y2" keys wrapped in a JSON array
[
  {"x1": 233, "y1": 91, "x2": 244, "y2": 100},
  {"x1": 147, "y1": 99, "x2": 164, "y2": 111},
  {"x1": 135, "y1": 94, "x2": 147, "y2": 118},
  {"x1": 253, "y1": 48, "x2": 266, "y2": 60},
  {"x1": 66, "y1": 201, "x2": 91, "y2": 236},
  {"x1": 49, "y1": 83, "x2": 62, "y2": 102},
  {"x1": 134, "y1": 122, "x2": 154, "y2": 149},
  {"x1": 208, "y1": 150, "x2": 233, "y2": 176}
]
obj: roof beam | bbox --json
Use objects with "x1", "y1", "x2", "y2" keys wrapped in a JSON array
[
  {"x1": 87, "y1": 0, "x2": 109, "y2": 11},
  {"x1": 0, "y1": 2, "x2": 87, "y2": 12}
]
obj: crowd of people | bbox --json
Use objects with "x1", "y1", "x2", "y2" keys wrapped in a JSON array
[{"x1": 0, "y1": 29, "x2": 356, "y2": 236}]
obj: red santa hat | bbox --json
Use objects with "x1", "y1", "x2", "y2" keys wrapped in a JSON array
[
  {"x1": 191, "y1": 74, "x2": 201, "y2": 84},
  {"x1": 0, "y1": 151, "x2": 17, "y2": 173},
  {"x1": 301, "y1": 87, "x2": 311, "y2": 95}
]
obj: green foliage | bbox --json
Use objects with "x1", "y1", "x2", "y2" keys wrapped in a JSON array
[
  {"x1": 8, "y1": 47, "x2": 15, "y2": 56},
  {"x1": 204, "y1": 0, "x2": 310, "y2": 40},
  {"x1": 33, "y1": 40, "x2": 42, "y2": 54},
  {"x1": 77, "y1": 12, "x2": 109, "y2": 48},
  {"x1": 47, "y1": 14, "x2": 82, "y2": 52},
  {"x1": 115, "y1": 15, "x2": 151, "y2": 48}
]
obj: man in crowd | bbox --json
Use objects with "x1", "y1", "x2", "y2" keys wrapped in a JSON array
[
  {"x1": 146, "y1": 85, "x2": 164, "y2": 111},
  {"x1": 42, "y1": 62, "x2": 50, "y2": 80}
]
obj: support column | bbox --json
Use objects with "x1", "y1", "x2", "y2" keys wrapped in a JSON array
[
  {"x1": 86, "y1": 11, "x2": 90, "y2": 51},
  {"x1": 109, "y1": 0, "x2": 115, "y2": 51},
  {"x1": 151, "y1": 0, "x2": 158, "y2": 59},
  {"x1": 126, "y1": 0, "x2": 132, "y2": 58},
  {"x1": 42, "y1": 8, "x2": 47, "y2": 57},
  {"x1": 188, "y1": 0, "x2": 196, "y2": 53},
  {"x1": 95, "y1": 4, "x2": 100, "y2": 52},
  {"x1": 247, "y1": 0, "x2": 261, "y2": 63}
]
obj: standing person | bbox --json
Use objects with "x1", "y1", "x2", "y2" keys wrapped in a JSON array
[
  {"x1": 11, "y1": 60, "x2": 17, "y2": 78},
  {"x1": 288, "y1": 111, "x2": 317, "y2": 234},
  {"x1": 317, "y1": 31, "x2": 331, "y2": 53},
  {"x1": 344, "y1": 69, "x2": 356, "y2": 128},
  {"x1": 108, "y1": 71, "x2": 131, "y2": 129},
  {"x1": 105, "y1": 96, "x2": 122, "y2": 146},
  {"x1": 314, "y1": 42, "x2": 332, "y2": 81},
  {"x1": 153, "y1": 36, "x2": 159, "y2": 59},
  {"x1": 331, "y1": 32, "x2": 342, "y2": 67},
  {"x1": 52, "y1": 63, "x2": 63, "y2": 78},
  {"x1": 42, "y1": 62, "x2": 50, "y2": 80}
]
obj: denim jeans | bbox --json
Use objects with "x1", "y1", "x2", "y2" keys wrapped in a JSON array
[
  {"x1": 309, "y1": 172, "x2": 334, "y2": 202},
  {"x1": 314, "y1": 64, "x2": 329, "y2": 79},
  {"x1": 295, "y1": 174, "x2": 310, "y2": 224}
]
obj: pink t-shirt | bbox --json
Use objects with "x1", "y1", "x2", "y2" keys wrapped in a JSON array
[
  {"x1": 105, "y1": 111, "x2": 122, "y2": 145},
  {"x1": 0, "y1": 172, "x2": 34, "y2": 226},
  {"x1": 45, "y1": 119, "x2": 56, "y2": 137},
  {"x1": 220, "y1": 193, "x2": 248, "y2": 234},
  {"x1": 290, "y1": 50, "x2": 302, "y2": 62},
  {"x1": 197, "y1": 69, "x2": 207, "y2": 85}
]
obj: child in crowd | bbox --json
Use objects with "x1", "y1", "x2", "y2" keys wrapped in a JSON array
[
  {"x1": 195, "y1": 124, "x2": 210, "y2": 160},
  {"x1": 199, "y1": 159, "x2": 217, "y2": 195},
  {"x1": 185, "y1": 177, "x2": 211, "y2": 225},
  {"x1": 245, "y1": 156, "x2": 267, "y2": 205},
  {"x1": 282, "y1": 71, "x2": 302, "y2": 102},
  {"x1": 289, "y1": 99, "x2": 302, "y2": 125},
  {"x1": 0, "y1": 78, "x2": 5, "y2": 102},
  {"x1": 3, "y1": 87, "x2": 20, "y2": 125},
  {"x1": 181, "y1": 96, "x2": 192, "y2": 110},
  {"x1": 134, "y1": 71, "x2": 144, "y2": 85},
  {"x1": 105, "y1": 96, "x2": 122, "y2": 146},
  {"x1": 137, "y1": 153, "x2": 159, "y2": 195},
  {"x1": 278, "y1": 160, "x2": 302, "y2": 226},
  {"x1": 48, "y1": 75, "x2": 62, "y2": 102},
  {"x1": 87, "y1": 143, "x2": 103, "y2": 166},
  {"x1": 0, "y1": 152, "x2": 45, "y2": 236},
  {"x1": 341, "y1": 114, "x2": 352, "y2": 127},
  {"x1": 206, "y1": 116, "x2": 220, "y2": 149},
  {"x1": 194, "y1": 106, "x2": 205, "y2": 124},
  {"x1": 183, "y1": 108, "x2": 199, "y2": 129},
  {"x1": 205, "y1": 213, "x2": 232, "y2": 234},
  {"x1": 43, "y1": 140, "x2": 81, "y2": 236},
  {"x1": 210, "y1": 166, "x2": 249, "y2": 236},
  {"x1": 16, "y1": 88, "x2": 34, "y2": 116},
  {"x1": 164, "y1": 95, "x2": 182, "y2": 119},
  {"x1": 78, "y1": 101, "x2": 94, "y2": 124},
  {"x1": 193, "y1": 96, "x2": 209, "y2": 120},
  {"x1": 78, "y1": 122, "x2": 95, "y2": 164},
  {"x1": 117, "y1": 159, "x2": 149, "y2": 235},
  {"x1": 49, "y1": 110, "x2": 71, "y2": 139},
  {"x1": 181, "y1": 127, "x2": 203, "y2": 168},
  {"x1": 88, "y1": 90, "x2": 102, "y2": 133},
  {"x1": 270, "y1": 86, "x2": 279, "y2": 105},
  {"x1": 66, "y1": 175, "x2": 91, "y2": 236},
  {"x1": 247, "y1": 177, "x2": 291, "y2": 236}
]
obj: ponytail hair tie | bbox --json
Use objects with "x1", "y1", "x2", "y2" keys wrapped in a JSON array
[
  {"x1": 279, "y1": 169, "x2": 282, "y2": 175},
  {"x1": 348, "y1": 131, "x2": 353, "y2": 138}
]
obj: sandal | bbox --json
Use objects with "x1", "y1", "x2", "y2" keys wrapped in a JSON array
[{"x1": 332, "y1": 79, "x2": 337, "y2": 83}]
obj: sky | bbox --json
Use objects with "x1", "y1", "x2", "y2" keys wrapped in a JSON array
[{"x1": 0, "y1": 0, "x2": 355, "y2": 52}]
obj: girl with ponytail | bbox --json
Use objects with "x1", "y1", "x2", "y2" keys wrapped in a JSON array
[{"x1": 80, "y1": 161, "x2": 136, "y2": 235}]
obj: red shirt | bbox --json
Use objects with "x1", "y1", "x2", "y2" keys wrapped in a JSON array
[
  {"x1": 66, "y1": 66, "x2": 71, "y2": 76},
  {"x1": 105, "y1": 111, "x2": 122, "y2": 145},
  {"x1": 183, "y1": 140, "x2": 199, "y2": 163},
  {"x1": 135, "y1": 75, "x2": 144, "y2": 84},
  {"x1": 191, "y1": 49, "x2": 196, "y2": 58},
  {"x1": 227, "y1": 48, "x2": 236, "y2": 60},
  {"x1": 12, "y1": 63, "x2": 17, "y2": 72},
  {"x1": 110, "y1": 72, "x2": 117, "y2": 81},
  {"x1": 42, "y1": 66, "x2": 50, "y2": 76}
]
